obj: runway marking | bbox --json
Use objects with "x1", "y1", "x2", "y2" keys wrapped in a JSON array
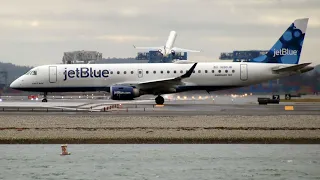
[{"x1": 285, "y1": 106, "x2": 294, "y2": 111}]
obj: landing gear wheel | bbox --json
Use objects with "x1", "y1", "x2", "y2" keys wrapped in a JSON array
[
  {"x1": 42, "y1": 92, "x2": 48, "y2": 102},
  {"x1": 155, "y1": 95, "x2": 164, "y2": 105}
]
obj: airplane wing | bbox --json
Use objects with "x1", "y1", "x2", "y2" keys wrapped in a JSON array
[
  {"x1": 113, "y1": 63, "x2": 198, "y2": 93},
  {"x1": 133, "y1": 45, "x2": 161, "y2": 51},
  {"x1": 272, "y1": 63, "x2": 312, "y2": 73},
  {"x1": 171, "y1": 47, "x2": 201, "y2": 53},
  {"x1": 137, "y1": 63, "x2": 197, "y2": 91}
]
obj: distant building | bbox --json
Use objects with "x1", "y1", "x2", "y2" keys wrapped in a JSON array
[
  {"x1": 98, "y1": 58, "x2": 148, "y2": 64},
  {"x1": 62, "y1": 50, "x2": 187, "y2": 64},
  {"x1": 135, "y1": 51, "x2": 188, "y2": 63},
  {"x1": 62, "y1": 51, "x2": 103, "y2": 64},
  {"x1": 0, "y1": 70, "x2": 8, "y2": 94},
  {"x1": 219, "y1": 50, "x2": 268, "y2": 62}
]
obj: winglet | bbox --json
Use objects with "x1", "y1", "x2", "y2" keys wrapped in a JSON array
[{"x1": 181, "y1": 63, "x2": 197, "y2": 78}]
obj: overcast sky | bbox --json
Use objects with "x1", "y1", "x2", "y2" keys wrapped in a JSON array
[{"x1": 0, "y1": 0, "x2": 319, "y2": 66}]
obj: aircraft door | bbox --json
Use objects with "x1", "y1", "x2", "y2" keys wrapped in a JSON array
[
  {"x1": 240, "y1": 64, "x2": 248, "y2": 81},
  {"x1": 49, "y1": 66, "x2": 57, "y2": 83},
  {"x1": 138, "y1": 69, "x2": 143, "y2": 78}
]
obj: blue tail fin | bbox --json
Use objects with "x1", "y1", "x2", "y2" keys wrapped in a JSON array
[{"x1": 252, "y1": 18, "x2": 309, "y2": 64}]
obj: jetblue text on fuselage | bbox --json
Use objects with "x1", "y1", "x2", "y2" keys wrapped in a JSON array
[
  {"x1": 273, "y1": 48, "x2": 298, "y2": 57},
  {"x1": 63, "y1": 67, "x2": 109, "y2": 81}
]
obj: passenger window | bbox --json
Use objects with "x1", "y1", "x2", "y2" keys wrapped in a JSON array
[
  {"x1": 198, "y1": 70, "x2": 201, "y2": 73},
  {"x1": 146, "y1": 71, "x2": 149, "y2": 74},
  {"x1": 205, "y1": 70, "x2": 208, "y2": 73},
  {"x1": 193, "y1": 70, "x2": 195, "y2": 73},
  {"x1": 117, "y1": 71, "x2": 120, "y2": 74},
  {"x1": 174, "y1": 70, "x2": 176, "y2": 74},
  {"x1": 131, "y1": 71, "x2": 134, "y2": 74},
  {"x1": 167, "y1": 70, "x2": 170, "y2": 74},
  {"x1": 212, "y1": 70, "x2": 214, "y2": 73},
  {"x1": 161, "y1": 71, "x2": 163, "y2": 74},
  {"x1": 153, "y1": 71, "x2": 156, "y2": 74},
  {"x1": 180, "y1": 70, "x2": 183, "y2": 73},
  {"x1": 218, "y1": 70, "x2": 221, "y2": 73},
  {"x1": 110, "y1": 71, "x2": 113, "y2": 74},
  {"x1": 124, "y1": 71, "x2": 127, "y2": 74},
  {"x1": 232, "y1": 70, "x2": 235, "y2": 73},
  {"x1": 225, "y1": 70, "x2": 228, "y2": 73}
]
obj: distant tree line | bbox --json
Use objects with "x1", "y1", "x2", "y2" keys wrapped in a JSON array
[{"x1": 0, "y1": 62, "x2": 32, "y2": 84}]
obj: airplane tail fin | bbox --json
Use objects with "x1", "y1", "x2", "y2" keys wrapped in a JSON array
[{"x1": 252, "y1": 18, "x2": 309, "y2": 64}]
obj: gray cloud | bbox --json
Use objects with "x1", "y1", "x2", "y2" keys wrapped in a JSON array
[{"x1": 0, "y1": 0, "x2": 319, "y2": 66}]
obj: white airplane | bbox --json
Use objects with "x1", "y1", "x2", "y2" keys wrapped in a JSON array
[
  {"x1": 10, "y1": 18, "x2": 314, "y2": 105},
  {"x1": 133, "y1": 30, "x2": 201, "y2": 57}
]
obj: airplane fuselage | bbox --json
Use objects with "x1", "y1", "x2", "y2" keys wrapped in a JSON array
[{"x1": 10, "y1": 62, "x2": 293, "y2": 93}]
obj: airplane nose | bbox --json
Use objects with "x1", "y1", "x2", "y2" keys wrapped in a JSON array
[{"x1": 10, "y1": 79, "x2": 19, "y2": 89}]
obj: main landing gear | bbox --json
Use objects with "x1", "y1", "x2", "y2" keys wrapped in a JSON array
[
  {"x1": 155, "y1": 95, "x2": 164, "y2": 105},
  {"x1": 42, "y1": 92, "x2": 48, "y2": 102}
]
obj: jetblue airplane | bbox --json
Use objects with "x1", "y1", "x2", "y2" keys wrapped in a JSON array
[
  {"x1": 10, "y1": 18, "x2": 314, "y2": 105},
  {"x1": 133, "y1": 30, "x2": 201, "y2": 57}
]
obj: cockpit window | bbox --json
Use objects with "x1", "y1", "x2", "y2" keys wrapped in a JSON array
[{"x1": 25, "y1": 70, "x2": 37, "y2": 75}]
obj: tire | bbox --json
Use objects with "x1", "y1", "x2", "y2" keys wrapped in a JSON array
[{"x1": 155, "y1": 96, "x2": 164, "y2": 105}]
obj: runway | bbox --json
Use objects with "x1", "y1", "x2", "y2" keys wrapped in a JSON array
[
  {"x1": 0, "y1": 96, "x2": 319, "y2": 116},
  {"x1": 0, "y1": 95, "x2": 319, "y2": 144}
]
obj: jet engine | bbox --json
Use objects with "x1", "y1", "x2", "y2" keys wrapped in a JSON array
[
  {"x1": 171, "y1": 50, "x2": 176, "y2": 56},
  {"x1": 110, "y1": 86, "x2": 140, "y2": 100}
]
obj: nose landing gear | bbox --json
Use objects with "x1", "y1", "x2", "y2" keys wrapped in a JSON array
[
  {"x1": 155, "y1": 95, "x2": 164, "y2": 105},
  {"x1": 42, "y1": 92, "x2": 48, "y2": 102}
]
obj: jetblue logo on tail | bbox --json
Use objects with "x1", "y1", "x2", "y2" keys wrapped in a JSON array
[
  {"x1": 251, "y1": 18, "x2": 308, "y2": 64},
  {"x1": 273, "y1": 48, "x2": 298, "y2": 57}
]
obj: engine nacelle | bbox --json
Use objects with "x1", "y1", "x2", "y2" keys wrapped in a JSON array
[
  {"x1": 171, "y1": 50, "x2": 176, "y2": 56},
  {"x1": 110, "y1": 86, "x2": 140, "y2": 100}
]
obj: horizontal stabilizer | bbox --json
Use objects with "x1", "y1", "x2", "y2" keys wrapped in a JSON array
[
  {"x1": 300, "y1": 66, "x2": 314, "y2": 73},
  {"x1": 133, "y1": 45, "x2": 160, "y2": 51},
  {"x1": 172, "y1": 47, "x2": 201, "y2": 53},
  {"x1": 272, "y1": 63, "x2": 311, "y2": 73}
]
